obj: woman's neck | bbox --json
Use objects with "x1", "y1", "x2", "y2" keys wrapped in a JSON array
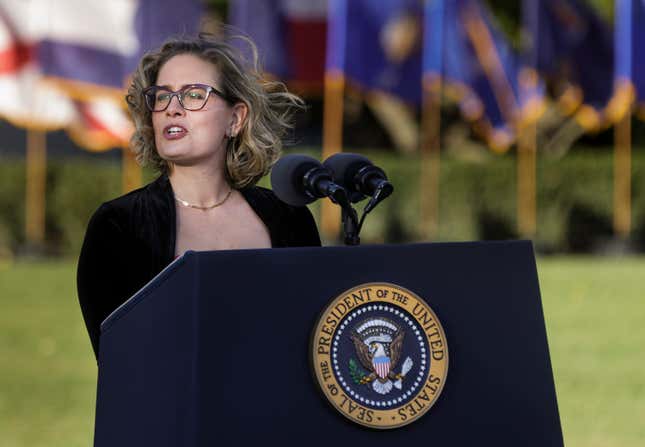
[{"x1": 168, "y1": 164, "x2": 230, "y2": 206}]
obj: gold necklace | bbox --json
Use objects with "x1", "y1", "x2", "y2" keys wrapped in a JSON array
[{"x1": 174, "y1": 188, "x2": 233, "y2": 211}]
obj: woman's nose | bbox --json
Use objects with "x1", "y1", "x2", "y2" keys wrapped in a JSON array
[{"x1": 165, "y1": 95, "x2": 185, "y2": 116}]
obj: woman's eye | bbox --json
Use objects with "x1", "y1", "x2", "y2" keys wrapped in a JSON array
[
  {"x1": 187, "y1": 91, "x2": 205, "y2": 99},
  {"x1": 156, "y1": 93, "x2": 171, "y2": 102}
]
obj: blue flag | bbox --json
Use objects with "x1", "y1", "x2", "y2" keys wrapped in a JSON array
[
  {"x1": 327, "y1": 0, "x2": 423, "y2": 103},
  {"x1": 611, "y1": 0, "x2": 645, "y2": 121},
  {"x1": 522, "y1": 0, "x2": 613, "y2": 129},
  {"x1": 424, "y1": 0, "x2": 538, "y2": 152}
]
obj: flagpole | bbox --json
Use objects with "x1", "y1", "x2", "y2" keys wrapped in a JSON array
[
  {"x1": 517, "y1": 121, "x2": 537, "y2": 238},
  {"x1": 613, "y1": 112, "x2": 631, "y2": 237},
  {"x1": 320, "y1": 70, "x2": 344, "y2": 240},
  {"x1": 25, "y1": 130, "x2": 47, "y2": 248},
  {"x1": 121, "y1": 147, "x2": 142, "y2": 193},
  {"x1": 420, "y1": 75, "x2": 441, "y2": 239},
  {"x1": 518, "y1": 0, "x2": 540, "y2": 240}
]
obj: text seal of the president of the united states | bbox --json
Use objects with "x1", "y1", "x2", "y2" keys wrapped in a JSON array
[{"x1": 311, "y1": 283, "x2": 449, "y2": 429}]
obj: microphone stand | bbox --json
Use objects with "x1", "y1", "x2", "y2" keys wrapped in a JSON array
[
  {"x1": 327, "y1": 181, "x2": 393, "y2": 246},
  {"x1": 326, "y1": 186, "x2": 361, "y2": 246},
  {"x1": 338, "y1": 183, "x2": 393, "y2": 246},
  {"x1": 342, "y1": 208, "x2": 360, "y2": 246}
]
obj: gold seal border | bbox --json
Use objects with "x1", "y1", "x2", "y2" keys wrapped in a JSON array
[{"x1": 311, "y1": 282, "x2": 449, "y2": 429}]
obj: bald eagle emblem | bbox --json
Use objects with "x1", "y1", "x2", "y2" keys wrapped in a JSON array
[{"x1": 349, "y1": 317, "x2": 413, "y2": 395}]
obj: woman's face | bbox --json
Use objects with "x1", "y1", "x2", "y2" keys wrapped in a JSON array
[{"x1": 152, "y1": 53, "x2": 242, "y2": 171}]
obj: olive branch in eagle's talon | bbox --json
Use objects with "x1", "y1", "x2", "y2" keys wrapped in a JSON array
[{"x1": 349, "y1": 358, "x2": 376, "y2": 384}]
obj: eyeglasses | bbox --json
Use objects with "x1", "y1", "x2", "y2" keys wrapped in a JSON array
[{"x1": 142, "y1": 83, "x2": 229, "y2": 112}]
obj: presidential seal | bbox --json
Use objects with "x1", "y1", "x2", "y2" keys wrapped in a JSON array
[{"x1": 311, "y1": 283, "x2": 448, "y2": 429}]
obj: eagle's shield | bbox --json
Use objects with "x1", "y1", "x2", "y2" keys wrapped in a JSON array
[{"x1": 372, "y1": 356, "x2": 391, "y2": 379}]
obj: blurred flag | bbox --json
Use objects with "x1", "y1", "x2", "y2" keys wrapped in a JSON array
[
  {"x1": 229, "y1": 0, "x2": 327, "y2": 90},
  {"x1": 424, "y1": 0, "x2": 540, "y2": 152},
  {"x1": 38, "y1": 0, "x2": 203, "y2": 98},
  {"x1": 38, "y1": 0, "x2": 203, "y2": 150},
  {"x1": 68, "y1": 99, "x2": 139, "y2": 152},
  {"x1": 522, "y1": 0, "x2": 614, "y2": 130},
  {"x1": 0, "y1": 0, "x2": 203, "y2": 150},
  {"x1": 326, "y1": 0, "x2": 422, "y2": 104},
  {"x1": 36, "y1": 0, "x2": 140, "y2": 99},
  {"x1": 0, "y1": 1, "x2": 76, "y2": 129},
  {"x1": 609, "y1": 0, "x2": 645, "y2": 122},
  {"x1": 327, "y1": 0, "x2": 422, "y2": 103}
]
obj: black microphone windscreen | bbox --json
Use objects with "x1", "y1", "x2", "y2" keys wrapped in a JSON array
[
  {"x1": 323, "y1": 153, "x2": 372, "y2": 201},
  {"x1": 323, "y1": 153, "x2": 372, "y2": 186},
  {"x1": 271, "y1": 154, "x2": 322, "y2": 206}
]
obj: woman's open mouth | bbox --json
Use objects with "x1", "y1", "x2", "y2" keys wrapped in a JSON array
[{"x1": 163, "y1": 125, "x2": 187, "y2": 140}]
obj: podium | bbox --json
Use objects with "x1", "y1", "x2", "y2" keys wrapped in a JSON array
[{"x1": 94, "y1": 241, "x2": 563, "y2": 446}]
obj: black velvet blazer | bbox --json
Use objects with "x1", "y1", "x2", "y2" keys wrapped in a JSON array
[{"x1": 77, "y1": 175, "x2": 321, "y2": 359}]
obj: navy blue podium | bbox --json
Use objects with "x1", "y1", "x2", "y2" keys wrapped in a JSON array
[{"x1": 94, "y1": 241, "x2": 563, "y2": 446}]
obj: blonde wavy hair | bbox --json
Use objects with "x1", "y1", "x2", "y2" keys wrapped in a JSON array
[{"x1": 126, "y1": 33, "x2": 305, "y2": 189}]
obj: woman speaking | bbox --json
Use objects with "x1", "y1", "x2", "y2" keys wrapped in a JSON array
[{"x1": 77, "y1": 34, "x2": 321, "y2": 359}]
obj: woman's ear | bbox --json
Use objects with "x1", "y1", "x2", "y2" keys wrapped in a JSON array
[{"x1": 230, "y1": 102, "x2": 248, "y2": 137}]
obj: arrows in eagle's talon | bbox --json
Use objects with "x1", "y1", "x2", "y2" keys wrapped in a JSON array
[{"x1": 393, "y1": 357, "x2": 413, "y2": 389}]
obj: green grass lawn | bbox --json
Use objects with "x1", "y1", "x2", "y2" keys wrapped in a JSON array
[
  {"x1": 539, "y1": 258, "x2": 645, "y2": 447},
  {"x1": 0, "y1": 257, "x2": 643, "y2": 446}
]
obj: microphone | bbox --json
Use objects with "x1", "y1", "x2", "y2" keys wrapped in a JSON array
[
  {"x1": 270, "y1": 154, "x2": 350, "y2": 207},
  {"x1": 323, "y1": 153, "x2": 393, "y2": 211}
]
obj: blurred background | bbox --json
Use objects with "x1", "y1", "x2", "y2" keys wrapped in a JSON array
[{"x1": 0, "y1": 1, "x2": 643, "y2": 446}]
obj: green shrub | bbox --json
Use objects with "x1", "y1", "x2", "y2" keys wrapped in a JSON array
[
  {"x1": 0, "y1": 161, "x2": 26, "y2": 253},
  {"x1": 0, "y1": 148, "x2": 644, "y2": 257},
  {"x1": 47, "y1": 162, "x2": 123, "y2": 255}
]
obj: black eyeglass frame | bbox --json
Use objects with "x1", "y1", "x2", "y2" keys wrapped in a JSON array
[{"x1": 142, "y1": 83, "x2": 231, "y2": 112}]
